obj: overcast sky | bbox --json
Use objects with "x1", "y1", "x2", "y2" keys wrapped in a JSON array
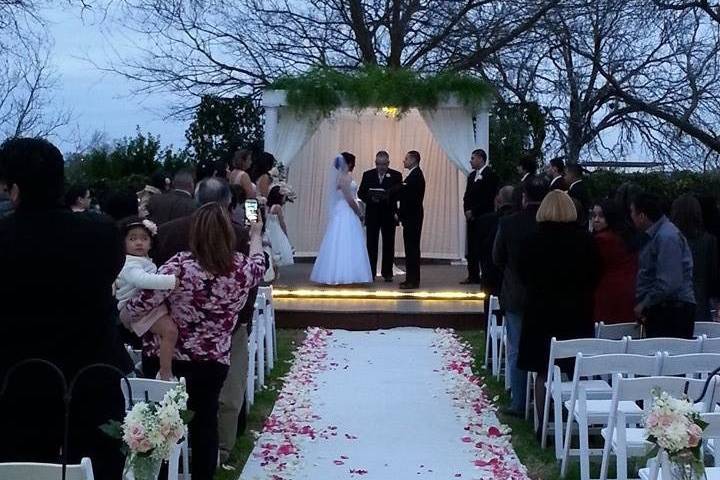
[{"x1": 45, "y1": 4, "x2": 188, "y2": 154}]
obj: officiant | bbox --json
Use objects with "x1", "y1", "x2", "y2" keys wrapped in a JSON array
[{"x1": 358, "y1": 151, "x2": 403, "y2": 281}]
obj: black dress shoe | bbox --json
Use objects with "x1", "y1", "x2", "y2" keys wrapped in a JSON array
[
  {"x1": 383, "y1": 276, "x2": 393, "y2": 282},
  {"x1": 460, "y1": 278, "x2": 481, "y2": 285},
  {"x1": 399, "y1": 282, "x2": 419, "y2": 289}
]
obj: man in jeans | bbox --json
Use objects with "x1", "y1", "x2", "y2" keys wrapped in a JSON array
[
  {"x1": 631, "y1": 193, "x2": 696, "y2": 338},
  {"x1": 492, "y1": 176, "x2": 549, "y2": 416}
]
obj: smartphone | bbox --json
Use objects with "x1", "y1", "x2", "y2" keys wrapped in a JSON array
[{"x1": 244, "y1": 199, "x2": 259, "y2": 226}]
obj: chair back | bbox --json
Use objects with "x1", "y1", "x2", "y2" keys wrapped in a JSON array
[
  {"x1": 694, "y1": 322, "x2": 720, "y2": 338},
  {"x1": 703, "y1": 335, "x2": 720, "y2": 353},
  {"x1": 659, "y1": 353, "x2": 720, "y2": 378},
  {"x1": 596, "y1": 322, "x2": 641, "y2": 340},
  {"x1": 625, "y1": 337, "x2": 702, "y2": 356},
  {"x1": 546, "y1": 337, "x2": 627, "y2": 374},
  {"x1": 0, "y1": 457, "x2": 94, "y2": 480},
  {"x1": 614, "y1": 374, "x2": 713, "y2": 408},
  {"x1": 120, "y1": 378, "x2": 180, "y2": 411},
  {"x1": 573, "y1": 353, "x2": 662, "y2": 381}
]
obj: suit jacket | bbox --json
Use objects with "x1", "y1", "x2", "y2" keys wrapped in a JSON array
[
  {"x1": 399, "y1": 166, "x2": 425, "y2": 224},
  {"x1": 464, "y1": 167, "x2": 499, "y2": 219},
  {"x1": 357, "y1": 168, "x2": 402, "y2": 225},
  {"x1": 568, "y1": 180, "x2": 591, "y2": 217},
  {"x1": 151, "y1": 215, "x2": 254, "y2": 331},
  {"x1": 512, "y1": 173, "x2": 536, "y2": 209},
  {"x1": 0, "y1": 208, "x2": 131, "y2": 381},
  {"x1": 147, "y1": 190, "x2": 197, "y2": 225},
  {"x1": 492, "y1": 204, "x2": 540, "y2": 312},
  {"x1": 549, "y1": 175, "x2": 568, "y2": 191},
  {"x1": 477, "y1": 204, "x2": 514, "y2": 295}
]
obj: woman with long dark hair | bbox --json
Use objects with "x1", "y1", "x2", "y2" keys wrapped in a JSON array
[
  {"x1": 229, "y1": 148, "x2": 256, "y2": 198},
  {"x1": 591, "y1": 199, "x2": 640, "y2": 324},
  {"x1": 122, "y1": 202, "x2": 265, "y2": 480},
  {"x1": 671, "y1": 194, "x2": 719, "y2": 322},
  {"x1": 251, "y1": 152, "x2": 275, "y2": 198}
]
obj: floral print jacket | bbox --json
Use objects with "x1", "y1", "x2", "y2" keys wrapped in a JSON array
[{"x1": 124, "y1": 251, "x2": 266, "y2": 365}]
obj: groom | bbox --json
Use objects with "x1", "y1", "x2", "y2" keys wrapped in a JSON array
[
  {"x1": 358, "y1": 151, "x2": 403, "y2": 281},
  {"x1": 399, "y1": 150, "x2": 425, "y2": 289}
]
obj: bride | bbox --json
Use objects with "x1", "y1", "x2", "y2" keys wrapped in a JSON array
[{"x1": 311, "y1": 152, "x2": 373, "y2": 285}]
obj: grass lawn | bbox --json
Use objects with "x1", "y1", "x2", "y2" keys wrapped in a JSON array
[
  {"x1": 215, "y1": 328, "x2": 306, "y2": 480},
  {"x1": 459, "y1": 330, "x2": 583, "y2": 480}
]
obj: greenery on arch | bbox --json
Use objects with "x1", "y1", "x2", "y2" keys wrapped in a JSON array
[{"x1": 270, "y1": 67, "x2": 494, "y2": 116}]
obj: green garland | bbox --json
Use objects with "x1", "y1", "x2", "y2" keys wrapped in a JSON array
[{"x1": 270, "y1": 67, "x2": 494, "y2": 116}]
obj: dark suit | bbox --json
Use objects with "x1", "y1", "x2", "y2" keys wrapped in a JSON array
[
  {"x1": 358, "y1": 168, "x2": 402, "y2": 279},
  {"x1": 0, "y1": 208, "x2": 131, "y2": 479},
  {"x1": 463, "y1": 167, "x2": 499, "y2": 281},
  {"x1": 399, "y1": 166, "x2": 425, "y2": 285},
  {"x1": 549, "y1": 175, "x2": 568, "y2": 191},
  {"x1": 568, "y1": 179, "x2": 591, "y2": 226},
  {"x1": 512, "y1": 173, "x2": 535, "y2": 210},
  {"x1": 147, "y1": 189, "x2": 197, "y2": 225},
  {"x1": 476, "y1": 204, "x2": 514, "y2": 295}
]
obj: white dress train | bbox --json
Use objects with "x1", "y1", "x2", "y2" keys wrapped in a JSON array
[{"x1": 310, "y1": 180, "x2": 373, "y2": 285}]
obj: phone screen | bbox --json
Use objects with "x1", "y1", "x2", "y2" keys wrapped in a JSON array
[{"x1": 244, "y1": 199, "x2": 259, "y2": 225}]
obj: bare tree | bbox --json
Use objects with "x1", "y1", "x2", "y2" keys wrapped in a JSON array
[{"x1": 103, "y1": 0, "x2": 555, "y2": 109}]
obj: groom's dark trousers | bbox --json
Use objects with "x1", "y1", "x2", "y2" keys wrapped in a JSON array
[
  {"x1": 399, "y1": 166, "x2": 426, "y2": 286},
  {"x1": 358, "y1": 168, "x2": 402, "y2": 279}
]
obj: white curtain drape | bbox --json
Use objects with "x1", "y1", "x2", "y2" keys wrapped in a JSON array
[
  {"x1": 265, "y1": 109, "x2": 319, "y2": 167},
  {"x1": 284, "y1": 108, "x2": 464, "y2": 259},
  {"x1": 419, "y1": 107, "x2": 477, "y2": 175}
]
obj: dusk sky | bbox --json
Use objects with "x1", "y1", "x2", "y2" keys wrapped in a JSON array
[{"x1": 46, "y1": 4, "x2": 188, "y2": 154}]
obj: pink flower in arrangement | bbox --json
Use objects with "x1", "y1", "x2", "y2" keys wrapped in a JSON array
[{"x1": 688, "y1": 423, "x2": 703, "y2": 447}]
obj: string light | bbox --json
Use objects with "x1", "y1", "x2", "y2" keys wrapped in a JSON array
[
  {"x1": 272, "y1": 288, "x2": 486, "y2": 301},
  {"x1": 380, "y1": 106, "x2": 400, "y2": 118}
]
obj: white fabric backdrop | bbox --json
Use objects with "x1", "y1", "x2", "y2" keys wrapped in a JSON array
[
  {"x1": 265, "y1": 109, "x2": 318, "y2": 167},
  {"x1": 419, "y1": 108, "x2": 475, "y2": 176},
  {"x1": 284, "y1": 108, "x2": 464, "y2": 259}
]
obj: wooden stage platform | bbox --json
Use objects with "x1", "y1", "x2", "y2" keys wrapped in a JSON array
[{"x1": 272, "y1": 263, "x2": 486, "y2": 330}]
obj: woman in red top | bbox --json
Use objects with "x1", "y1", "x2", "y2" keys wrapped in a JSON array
[{"x1": 591, "y1": 199, "x2": 640, "y2": 324}]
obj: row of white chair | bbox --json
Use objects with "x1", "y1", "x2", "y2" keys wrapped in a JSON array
[
  {"x1": 595, "y1": 321, "x2": 720, "y2": 340},
  {"x1": 246, "y1": 285, "x2": 278, "y2": 407}
]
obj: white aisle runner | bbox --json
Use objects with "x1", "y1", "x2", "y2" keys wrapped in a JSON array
[{"x1": 240, "y1": 328, "x2": 529, "y2": 480}]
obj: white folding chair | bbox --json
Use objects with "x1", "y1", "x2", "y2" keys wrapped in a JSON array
[
  {"x1": 540, "y1": 337, "x2": 628, "y2": 460},
  {"x1": 560, "y1": 353, "x2": 663, "y2": 480},
  {"x1": 703, "y1": 335, "x2": 720, "y2": 353},
  {"x1": 258, "y1": 286, "x2": 276, "y2": 372},
  {"x1": 484, "y1": 295, "x2": 505, "y2": 379},
  {"x1": 255, "y1": 292, "x2": 267, "y2": 389},
  {"x1": 695, "y1": 322, "x2": 720, "y2": 338},
  {"x1": 600, "y1": 375, "x2": 713, "y2": 480},
  {"x1": 659, "y1": 353, "x2": 720, "y2": 378},
  {"x1": 0, "y1": 457, "x2": 94, "y2": 480},
  {"x1": 246, "y1": 307, "x2": 260, "y2": 406},
  {"x1": 626, "y1": 337, "x2": 703, "y2": 356},
  {"x1": 120, "y1": 378, "x2": 189, "y2": 480},
  {"x1": 596, "y1": 322, "x2": 641, "y2": 340}
]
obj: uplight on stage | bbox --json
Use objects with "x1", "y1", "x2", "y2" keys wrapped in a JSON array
[{"x1": 272, "y1": 288, "x2": 486, "y2": 301}]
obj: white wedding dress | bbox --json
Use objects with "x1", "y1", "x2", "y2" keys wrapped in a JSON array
[{"x1": 311, "y1": 179, "x2": 373, "y2": 285}]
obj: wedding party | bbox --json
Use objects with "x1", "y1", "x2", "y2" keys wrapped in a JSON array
[{"x1": 4, "y1": 1, "x2": 720, "y2": 480}]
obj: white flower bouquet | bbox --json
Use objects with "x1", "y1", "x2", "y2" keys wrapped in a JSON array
[
  {"x1": 102, "y1": 380, "x2": 193, "y2": 480},
  {"x1": 644, "y1": 388, "x2": 707, "y2": 480}
]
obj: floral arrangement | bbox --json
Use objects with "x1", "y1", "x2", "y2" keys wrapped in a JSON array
[
  {"x1": 102, "y1": 380, "x2": 193, "y2": 480},
  {"x1": 644, "y1": 388, "x2": 707, "y2": 480}
]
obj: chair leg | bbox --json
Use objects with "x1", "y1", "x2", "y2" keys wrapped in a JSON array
[
  {"x1": 168, "y1": 444, "x2": 180, "y2": 480},
  {"x1": 553, "y1": 389, "x2": 564, "y2": 459},
  {"x1": 525, "y1": 374, "x2": 533, "y2": 421},
  {"x1": 616, "y1": 444, "x2": 628, "y2": 480},
  {"x1": 560, "y1": 412, "x2": 575, "y2": 478},
  {"x1": 579, "y1": 415, "x2": 591, "y2": 480},
  {"x1": 181, "y1": 439, "x2": 190, "y2": 480},
  {"x1": 540, "y1": 378, "x2": 553, "y2": 449},
  {"x1": 484, "y1": 325, "x2": 491, "y2": 369}
]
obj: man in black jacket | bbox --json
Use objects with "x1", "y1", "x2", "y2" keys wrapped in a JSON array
[
  {"x1": 147, "y1": 169, "x2": 197, "y2": 225},
  {"x1": 462, "y1": 148, "x2": 499, "y2": 284},
  {"x1": 358, "y1": 151, "x2": 403, "y2": 281},
  {"x1": 0, "y1": 138, "x2": 130, "y2": 479},
  {"x1": 399, "y1": 150, "x2": 425, "y2": 289},
  {"x1": 566, "y1": 164, "x2": 591, "y2": 226},
  {"x1": 493, "y1": 176, "x2": 549, "y2": 416}
]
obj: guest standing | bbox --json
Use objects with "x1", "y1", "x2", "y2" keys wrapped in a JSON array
[
  {"x1": 565, "y1": 164, "x2": 591, "y2": 226},
  {"x1": 358, "y1": 150, "x2": 403, "y2": 281},
  {"x1": 671, "y1": 194, "x2": 719, "y2": 323},
  {"x1": 631, "y1": 193, "x2": 696, "y2": 338},
  {"x1": 477, "y1": 185, "x2": 515, "y2": 297},
  {"x1": 399, "y1": 150, "x2": 425, "y2": 290},
  {"x1": 147, "y1": 169, "x2": 197, "y2": 225},
  {"x1": 229, "y1": 148, "x2": 256, "y2": 199},
  {"x1": 65, "y1": 184, "x2": 91, "y2": 212},
  {"x1": 546, "y1": 158, "x2": 568, "y2": 191},
  {"x1": 252, "y1": 152, "x2": 275, "y2": 198},
  {"x1": 0, "y1": 138, "x2": 130, "y2": 479},
  {"x1": 462, "y1": 148, "x2": 499, "y2": 285},
  {"x1": 124, "y1": 203, "x2": 265, "y2": 480},
  {"x1": 493, "y1": 176, "x2": 549, "y2": 416},
  {"x1": 518, "y1": 190, "x2": 600, "y2": 418},
  {"x1": 513, "y1": 157, "x2": 538, "y2": 209},
  {"x1": 137, "y1": 171, "x2": 170, "y2": 218},
  {"x1": 591, "y1": 199, "x2": 639, "y2": 324}
]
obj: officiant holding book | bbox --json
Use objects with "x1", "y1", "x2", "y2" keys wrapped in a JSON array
[{"x1": 358, "y1": 151, "x2": 403, "y2": 281}]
